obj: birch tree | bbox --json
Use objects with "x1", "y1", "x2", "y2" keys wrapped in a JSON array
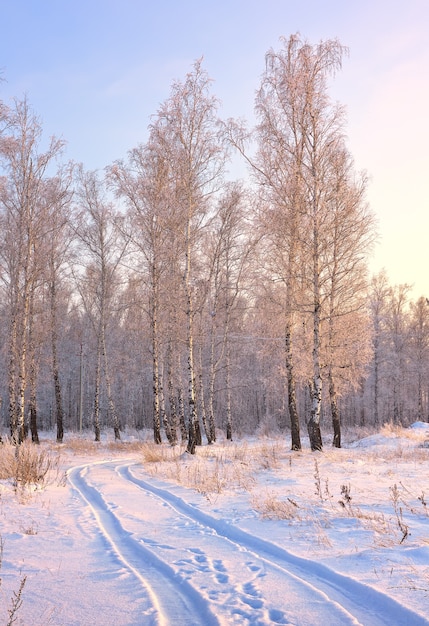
[
  {"x1": 262, "y1": 36, "x2": 374, "y2": 450},
  {"x1": 41, "y1": 173, "x2": 74, "y2": 442},
  {"x1": 409, "y1": 297, "x2": 429, "y2": 421},
  {"x1": 205, "y1": 183, "x2": 252, "y2": 441},
  {"x1": 368, "y1": 271, "x2": 390, "y2": 426},
  {"x1": 227, "y1": 35, "x2": 374, "y2": 449},
  {"x1": 0, "y1": 98, "x2": 64, "y2": 443},
  {"x1": 224, "y1": 51, "x2": 306, "y2": 449},
  {"x1": 108, "y1": 136, "x2": 178, "y2": 444},
  {"x1": 385, "y1": 283, "x2": 411, "y2": 425},
  {"x1": 74, "y1": 168, "x2": 126, "y2": 441},
  {"x1": 282, "y1": 36, "x2": 349, "y2": 451},
  {"x1": 321, "y1": 147, "x2": 375, "y2": 447},
  {"x1": 149, "y1": 59, "x2": 227, "y2": 454}
]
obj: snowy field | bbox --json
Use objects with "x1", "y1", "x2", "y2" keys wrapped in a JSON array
[{"x1": 1, "y1": 423, "x2": 429, "y2": 626}]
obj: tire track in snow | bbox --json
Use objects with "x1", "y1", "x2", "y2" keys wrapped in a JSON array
[
  {"x1": 117, "y1": 464, "x2": 364, "y2": 625},
  {"x1": 70, "y1": 461, "x2": 359, "y2": 625},
  {"x1": 121, "y1": 462, "x2": 429, "y2": 626},
  {"x1": 68, "y1": 463, "x2": 220, "y2": 626}
]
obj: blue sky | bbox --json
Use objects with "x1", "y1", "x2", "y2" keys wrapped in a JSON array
[{"x1": 1, "y1": 0, "x2": 428, "y2": 298}]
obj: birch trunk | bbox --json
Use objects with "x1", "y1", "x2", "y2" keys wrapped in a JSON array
[
  {"x1": 185, "y1": 216, "x2": 200, "y2": 454},
  {"x1": 17, "y1": 286, "x2": 30, "y2": 444},
  {"x1": 159, "y1": 367, "x2": 173, "y2": 444},
  {"x1": 150, "y1": 259, "x2": 162, "y2": 443},
  {"x1": 50, "y1": 278, "x2": 64, "y2": 443},
  {"x1": 207, "y1": 321, "x2": 218, "y2": 443},
  {"x1": 28, "y1": 289, "x2": 39, "y2": 443},
  {"x1": 307, "y1": 223, "x2": 323, "y2": 451},
  {"x1": 166, "y1": 336, "x2": 178, "y2": 445},
  {"x1": 93, "y1": 332, "x2": 102, "y2": 442},
  {"x1": 151, "y1": 291, "x2": 162, "y2": 444},
  {"x1": 177, "y1": 384, "x2": 187, "y2": 442},
  {"x1": 225, "y1": 335, "x2": 233, "y2": 441},
  {"x1": 102, "y1": 330, "x2": 120, "y2": 440},
  {"x1": 307, "y1": 297, "x2": 323, "y2": 451},
  {"x1": 198, "y1": 343, "x2": 212, "y2": 444},
  {"x1": 8, "y1": 313, "x2": 18, "y2": 442},
  {"x1": 186, "y1": 301, "x2": 199, "y2": 454},
  {"x1": 285, "y1": 318, "x2": 301, "y2": 450},
  {"x1": 152, "y1": 341, "x2": 161, "y2": 444},
  {"x1": 329, "y1": 368, "x2": 341, "y2": 448}
]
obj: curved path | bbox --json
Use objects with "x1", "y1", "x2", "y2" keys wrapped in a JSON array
[{"x1": 68, "y1": 460, "x2": 429, "y2": 626}]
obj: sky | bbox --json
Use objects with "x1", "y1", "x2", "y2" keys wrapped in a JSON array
[{"x1": 1, "y1": 0, "x2": 428, "y2": 299}]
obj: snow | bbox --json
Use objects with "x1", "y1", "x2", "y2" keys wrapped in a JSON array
[{"x1": 1, "y1": 423, "x2": 429, "y2": 625}]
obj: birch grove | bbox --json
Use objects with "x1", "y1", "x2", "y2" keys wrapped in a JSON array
[
  {"x1": 0, "y1": 98, "x2": 65, "y2": 443},
  {"x1": 0, "y1": 42, "x2": 427, "y2": 448}
]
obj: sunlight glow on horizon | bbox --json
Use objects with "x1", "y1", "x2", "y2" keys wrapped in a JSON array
[{"x1": 1, "y1": 0, "x2": 428, "y2": 300}]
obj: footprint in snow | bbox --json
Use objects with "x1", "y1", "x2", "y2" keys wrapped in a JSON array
[
  {"x1": 213, "y1": 559, "x2": 229, "y2": 584},
  {"x1": 269, "y1": 608, "x2": 291, "y2": 624},
  {"x1": 241, "y1": 581, "x2": 264, "y2": 609},
  {"x1": 246, "y1": 560, "x2": 264, "y2": 576}
]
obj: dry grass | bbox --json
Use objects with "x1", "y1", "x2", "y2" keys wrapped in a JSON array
[
  {"x1": 381, "y1": 422, "x2": 429, "y2": 444},
  {"x1": 107, "y1": 439, "x2": 146, "y2": 453},
  {"x1": 258, "y1": 441, "x2": 283, "y2": 470},
  {"x1": 183, "y1": 458, "x2": 228, "y2": 495},
  {"x1": 62, "y1": 437, "x2": 106, "y2": 455},
  {"x1": 141, "y1": 442, "x2": 184, "y2": 463},
  {"x1": 140, "y1": 441, "x2": 256, "y2": 497},
  {"x1": 252, "y1": 492, "x2": 301, "y2": 520},
  {"x1": 312, "y1": 515, "x2": 334, "y2": 548},
  {"x1": 0, "y1": 440, "x2": 64, "y2": 493},
  {"x1": 47, "y1": 434, "x2": 148, "y2": 457},
  {"x1": 184, "y1": 456, "x2": 256, "y2": 496},
  {"x1": 358, "y1": 445, "x2": 429, "y2": 463},
  {"x1": 171, "y1": 456, "x2": 254, "y2": 496},
  {"x1": 123, "y1": 434, "x2": 429, "y2": 551}
]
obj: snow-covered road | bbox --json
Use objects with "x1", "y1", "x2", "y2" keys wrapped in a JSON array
[{"x1": 67, "y1": 460, "x2": 429, "y2": 626}]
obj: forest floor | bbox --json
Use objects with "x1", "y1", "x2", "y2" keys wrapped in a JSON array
[{"x1": 1, "y1": 422, "x2": 429, "y2": 625}]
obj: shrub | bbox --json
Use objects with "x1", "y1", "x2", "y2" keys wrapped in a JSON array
[{"x1": 0, "y1": 440, "x2": 63, "y2": 493}]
